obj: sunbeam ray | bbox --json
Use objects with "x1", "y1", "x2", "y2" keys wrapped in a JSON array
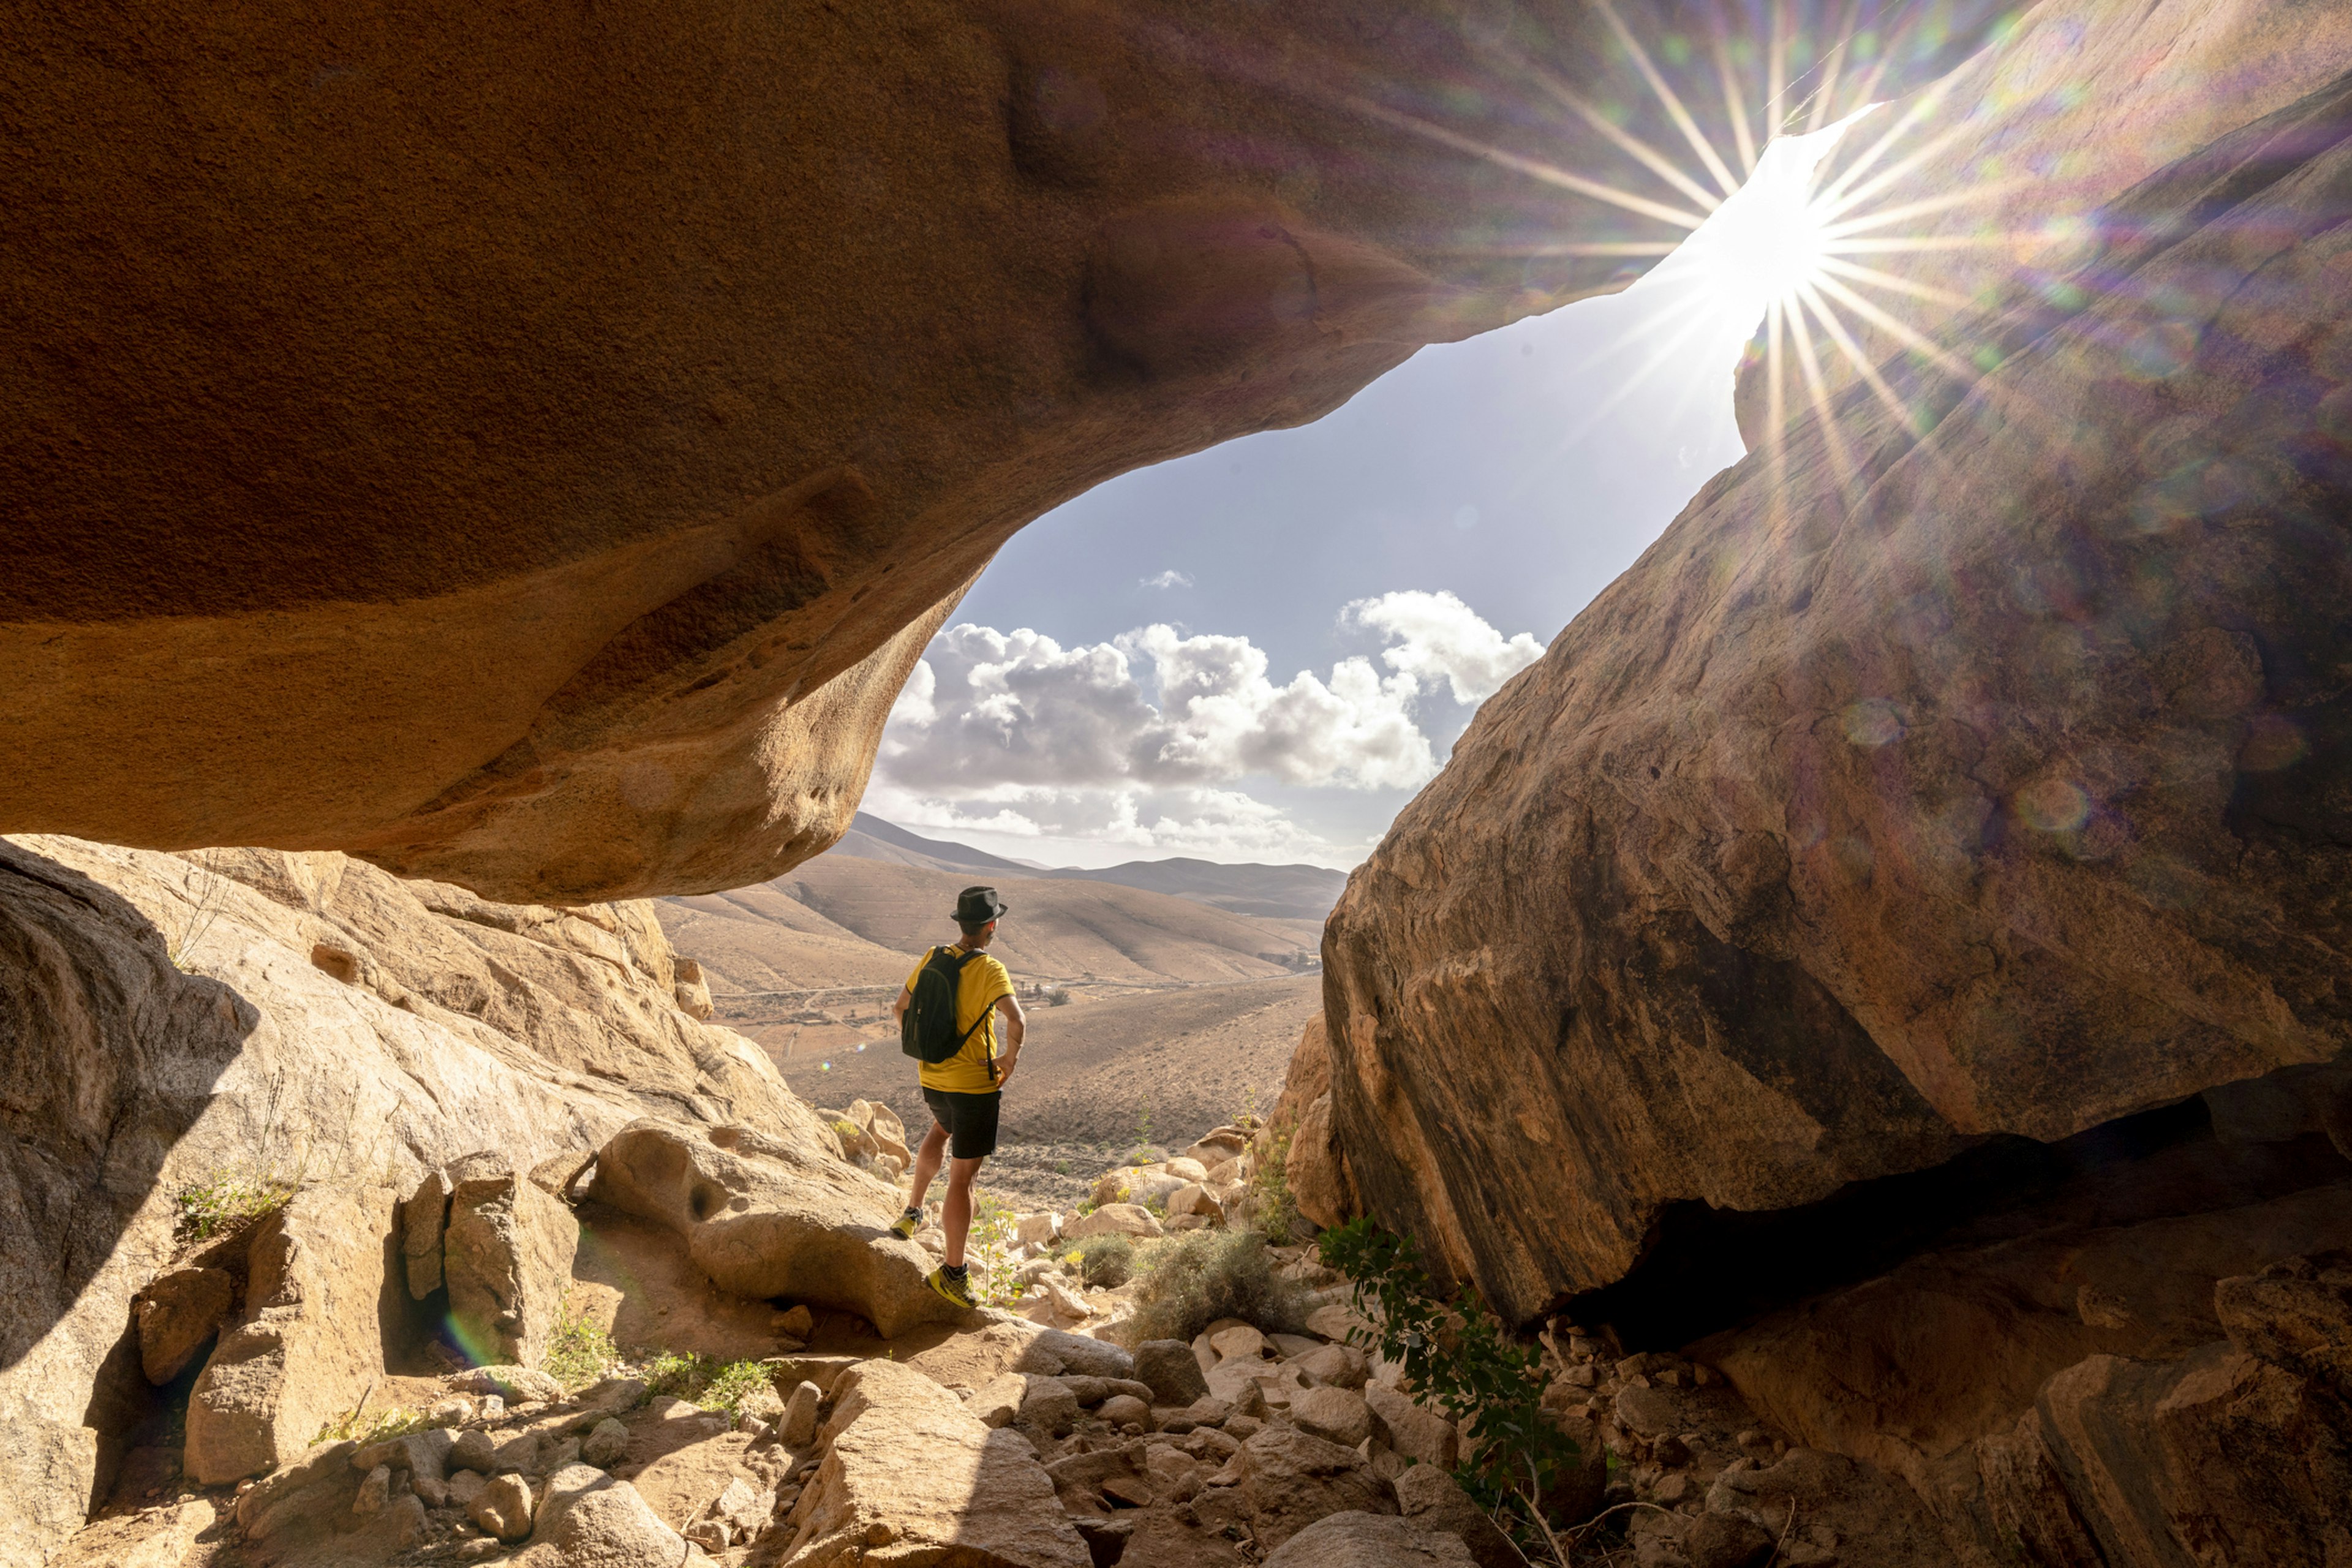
[
  {"x1": 1815, "y1": 254, "x2": 1977, "y2": 309},
  {"x1": 1591, "y1": 0, "x2": 1746, "y2": 201},
  {"x1": 1523, "y1": 65, "x2": 1729, "y2": 214},
  {"x1": 1340, "y1": 93, "x2": 1711, "y2": 229},
  {"x1": 1707, "y1": 8, "x2": 1762, "y2": 177}
]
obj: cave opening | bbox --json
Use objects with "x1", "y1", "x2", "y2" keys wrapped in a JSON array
[{"x1": 1567, "y1": 1091, "x2": 2352, "y2": 1351}]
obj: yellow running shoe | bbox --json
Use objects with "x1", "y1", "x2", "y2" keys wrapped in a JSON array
[
  {"x1": 888, "y1": 1208, "x2": 921, "y2": 1241},
  {"x1": 926, "y1": 1267, "x2": 978, "y2": 1310}
]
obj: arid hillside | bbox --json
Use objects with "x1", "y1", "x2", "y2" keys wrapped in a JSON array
[
  {"x1": 775, "y1": 974, "x2": 1322, "y2": 1153},
  {"x1": 663, "y1": 859, "x2": 1318, "y2": 999}
]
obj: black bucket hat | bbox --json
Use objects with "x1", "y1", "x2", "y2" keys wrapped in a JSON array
[{"x1": 954, "y1": 885, "x2": 1009, "y2": 924}]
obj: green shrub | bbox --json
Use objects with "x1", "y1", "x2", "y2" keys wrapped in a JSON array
[
  {"x1": 1125, "y1": 1229, "x2": 1304, "y2": 1344},
  {"x1": 1250, "y1": 1128, "x2": 1300, "y2": 1240},
  {"x1": 1319, "y1": 1217, "x2": 1580, "y2": 1546},
  {"x1": 1074, "y1": 1234, "x2": 1135, "y2": 1289},
  {"x1": 173, "y1": 1170, "x2": 296, "y2": 1241},
  {"x1": 698, "y1": 1360, "x2": 778, "y2": 1415},
  {"x1": 541, "y1": 1294, "x2": 619, "y2": 1392},
  {"x1": 314, "y1": 1404, "x2": 429, "y2": 1447},
  {"x1": 639, "y1": 1352, "x2": 777, "y2": 1415},
  {"x1": 643, "y1": 1351, "x2": 700, "y2": 1399}
]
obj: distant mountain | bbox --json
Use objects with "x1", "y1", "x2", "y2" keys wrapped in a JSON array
[{"x1": 822, "y1": 813, "x2": 1350, "y2": 922}]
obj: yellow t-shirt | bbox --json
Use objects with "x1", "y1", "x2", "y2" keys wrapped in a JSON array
[{"x1": 905, "y1": 945, "x2": 1014, "y2": 1095}]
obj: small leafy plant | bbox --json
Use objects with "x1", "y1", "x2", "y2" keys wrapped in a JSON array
[
  {"x1": 1319, "y1": 1218, "x2": 1580, "y2": 1555},
  {"x1": 541, "y1": 1294, "x2": 619, "y2": 1392},
  {"x1": 173, "y1": 1170, "x2": 297, "y2": 1240},
  {"x1": 1074, "y1": 1234, "x2": 1135, "y2": 1289},
  {"x1": 642, "y1": 1352, "x2": 778, "y2": 1415},
  {"x1": 314, "y1": 1404, "x2": 430, "y2": 1447}
]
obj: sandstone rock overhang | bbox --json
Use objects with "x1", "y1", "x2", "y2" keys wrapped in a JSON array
[{"x1": 0, "y1": 0, "x2": 2002, "y2": 901}]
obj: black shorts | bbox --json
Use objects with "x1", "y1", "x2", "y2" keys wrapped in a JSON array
[{"x1": 922, "y1": 1087, "x2": 1002, "y2": 1161}]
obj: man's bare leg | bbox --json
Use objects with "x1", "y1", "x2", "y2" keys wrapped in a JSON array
[
  {"x1": 905, "y1": 1121, "x2": 949, "y2": 1218},
  {"x1": 941, "y1": 1155, "x2": 984, "y2": 1268}
]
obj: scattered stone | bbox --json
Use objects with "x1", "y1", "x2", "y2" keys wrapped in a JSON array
[
  {"x1": 1261, "y1": 1509, "x2": 1476, "y2": 1567},
  {"x1": 788, "y1": 1359, "x2": 1090, "y2": 1567},
  {"x1": 581, "y1": 1418, "x2": 630, "y2": 1469},
  {"x1": 1067, "y1": 1203, "x2": 1165, "y2": 1241},
  {"x1": 1099, "y1": 1393, "x2": 1152, "y2": 1430},
  {"x1": 235, "y1": 1440, "x2": 361, "y2": 1542},
  {"x1": 1016, "y1": 1212, "x2": 1062, "y2": 1248},
  {"x1": 449, "y1": 1364, "x2": 564, "y2": 1404},
  {"x1": 1683, "y1": 1512, "x2": 1776, "y2": 1568},
  {"x1": 1291, "y1": 1385, "x2": 1373, "y2": 1448},
  {"x1": 352, "y1": 1428, "x2": 453, "y2": 1480},
  {"x1": 581, "y1": 1376, "x2": 649, "y2": 1415},
  {"x1": 1305, "y1": 1303, "x2": 1370, "y2": 1343},
  {"x1": 1365, "y1": 1385, "x2": 1458, "y2": 1471},
  {"x1": 1019, "y1": 1374, "x2": 1083, "y2": 1438},
  {"x1": 529, "y1": 1464, "x2": 693, "y2": 1564},
  {"x1": 352, "y1": 1463, "x2": 391, "y2": 1515},
  {"x1": 781, "y1": 1379, "x2": 823, "y2": 1446},
  {"x1": 447, "y1": 1470, "x2": 488, "y2": 1509},
  {"x1": 540, "y1": 1435, "x2": 582, "y2": 1472},
  {"x1": 1072, "y1": 1513, "x2": 1137, "y2": 1567},
  {"x1": 1223, "y1": 1425, "x2": 1396, "y2": 1551},
  {"x1": 467, "y1": 1472, "x2": 533, "y2": 1542},
  {"x1": 1209, "y1": 1324, "x2": 1267, "y2": 1362},
  {"x1": 1135, "y1": 1340, "x2": 1213, "y2": 1407},
  {"x1": 1395, "y1": 1464, "x2": 1520, "y2": 1568},
  {"x1": 1292, "y1": 1343, "x2": 1368, "y2": 1390},
  {"x1": 134, "y1": 1267, "x2": 236, "y2": 1385},
  {"x1": 384, "y1": 1491, "x2": 428, "y2": 1549},
  {"x1": 489, "y1": 1430, "x2": 539, "y2": 1474},
  {"x1": 450, "y1": 1429, "x2": 496, "y2": 1474},
  {"x1": 772, "y1": 1303, "x2": 816, "y2": 1341}
]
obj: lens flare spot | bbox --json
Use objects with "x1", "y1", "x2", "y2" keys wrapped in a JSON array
[
  {"x1": 2239, "y1": 714, "x2": 2308, "y2": 772},
  {"x1": 2016, "y1": 778, "x2": 2091, "y2": 833},
  {"x1": 1842, "y1": 698, "x2": 1908, "y2": 747}
]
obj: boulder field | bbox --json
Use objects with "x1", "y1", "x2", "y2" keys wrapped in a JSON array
[{"x1": 0, "y1": 0, "x2": 2001, "y2": 901}]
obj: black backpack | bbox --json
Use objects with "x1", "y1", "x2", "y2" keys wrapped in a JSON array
[{"x1": 901, "y1": 946, "x2": 990, "y2": 1065}]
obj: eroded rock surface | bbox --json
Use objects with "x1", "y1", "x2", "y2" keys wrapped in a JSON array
[
  {"x1": 586, "y1": 1120, "x2": 953, "y2": 1339},
  {"x1": 777, "y1": 1358, "x2": 1090, "y2": 1568}
]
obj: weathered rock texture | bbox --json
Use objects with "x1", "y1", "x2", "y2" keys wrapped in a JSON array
[
  {"x1": 0, "y1": 835, "x2": 857, "y2": 1567},
  {"x1": 443, "y1": 1153, "x2": 582, "y2": 1368},
  {"x1": 776, "y1": 1357, "x2": 1091, "y2": 1568},
  {"x1": 0, "y1": 1, "x2": 2000, "y2": 900},
  {"x1": 1323, "y1": 29, "x2": 2352, "y2": 1322},
  {"x1": 586, "y1": 1120, "x2": 953, "y2": 1339}
]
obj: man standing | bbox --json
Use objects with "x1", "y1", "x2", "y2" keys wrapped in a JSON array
[{"x1": 890, "y1": 885, "x2": 1026, "y2": 1308}]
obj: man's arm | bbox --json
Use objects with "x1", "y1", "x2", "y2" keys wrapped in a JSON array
[{"x1": 992, "y1": 992, "x2": 1026, "y2": 1087}]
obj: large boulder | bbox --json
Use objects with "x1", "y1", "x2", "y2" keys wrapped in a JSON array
[
  {"x1": 1321, "y1": 20, "x2": 2352, "y2": 1324},
  {"x1": 586, "y1": 1120, "x2": 956, "y2": 1338},
  {"x1": 1261, "y1": 1512, "x2": 1476, "y2": 1568},
  {"x1": 775, "y1": 1359, "x2": 1090, "y2": 1568},
  {"x1": 185, "y1": 1184, "x2": 400, "y2": 1485},
  {"x1": 443, "y1": 1153, "x2": 582, "y2": 1368},
  {"x1": 0, "y1": 2, "x2": 2003, "y2": 901}
]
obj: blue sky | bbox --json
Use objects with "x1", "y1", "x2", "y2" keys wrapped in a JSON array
[{"x1": 864, "y1": 137, "x2": 1823, "y2": 869}]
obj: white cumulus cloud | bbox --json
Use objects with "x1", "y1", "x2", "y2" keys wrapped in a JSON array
[
  {"x1": 870, "y1": 592, "x2": 1543, "y2": 864},
  {"x1": 1141, "y1": 569, "x2": 1195, "y2": 589},
  {"x1": 1344, "y1": 589, "x2": 1547, "y2": 704}
]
